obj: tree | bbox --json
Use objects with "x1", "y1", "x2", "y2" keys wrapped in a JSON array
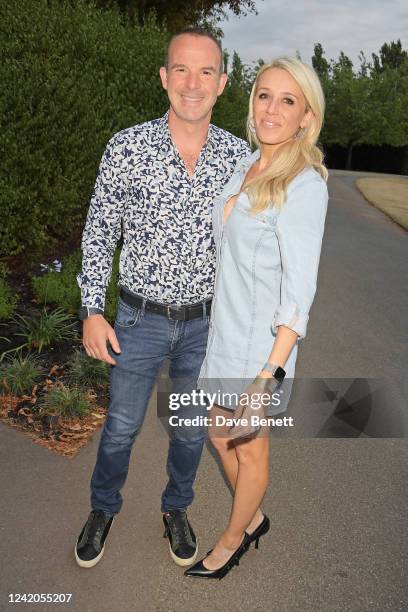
[
  {"x1": 371, "y1": 39, "x2": 408, "y2": 73},
  {"x1": 90, "y1": 0, "x2": 260, "y2": 33},
  {"x1": 312, "y1": 43, "x2": 330, "y2": 80},
  {"x1": 316, "y1": 41, "x2": 408, "y2": 170},
  {"x1": 212, "y1": 51, "x2": 256, "y2": 139}
]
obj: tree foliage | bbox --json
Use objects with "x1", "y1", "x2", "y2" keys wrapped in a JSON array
[
  {"x1": 0, "y1": 0, "x2": 168, "y2": 255},
  {"x1": 89, "y1": 0, "x2": 259, "y2": 33},
  {"x1": 313, "y1": 41, "x2": 408, "y2": 169}
]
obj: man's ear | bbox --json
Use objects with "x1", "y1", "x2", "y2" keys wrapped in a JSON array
[
  {"x1": 159, "y1": 66, "x2": 168, "y2": 90},
  {"x1": 217, "y1": 72, "x2": 228, "y2": 96}
]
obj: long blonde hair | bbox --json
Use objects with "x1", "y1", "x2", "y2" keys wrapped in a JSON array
[{"x1": 245, "y1": 57, "x2": 328, "y2": 213}]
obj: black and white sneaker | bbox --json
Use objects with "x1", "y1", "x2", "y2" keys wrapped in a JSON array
[
  {"x1": 163, "y1": 510, "x2": 198, "y2": 567},
  {"x1": 75, "y1": 509, "x2": 114, "y2": 568}
]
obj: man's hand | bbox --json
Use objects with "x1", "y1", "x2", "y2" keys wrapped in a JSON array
[{"x1": 82, "y1": 314, "x2": 121, "y2": 366}]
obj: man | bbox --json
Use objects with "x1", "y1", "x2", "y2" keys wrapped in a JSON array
[{"x1": 75, "y1": 28, "x2": 249, "y2": 569}]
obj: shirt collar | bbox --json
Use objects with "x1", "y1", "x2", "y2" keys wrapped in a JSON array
[{"x1": 156, "y1": 110, "x2": 218, "y2": 158}]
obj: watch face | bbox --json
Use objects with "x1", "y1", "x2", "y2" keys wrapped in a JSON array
[{"x1": 274, "y1": 366, "x2": 286, "y2": 381}]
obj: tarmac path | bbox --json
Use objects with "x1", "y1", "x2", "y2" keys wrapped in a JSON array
[{"x1": 1, "y1": 170, "x2": 407, "y2": 612}]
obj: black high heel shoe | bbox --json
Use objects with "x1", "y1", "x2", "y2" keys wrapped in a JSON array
[
  {"x1": 184, "y1": 533, "x2": 251, "y2": 580},
  {"x1": 245, "y1": 514, "x2": 270, "y2": 549}
]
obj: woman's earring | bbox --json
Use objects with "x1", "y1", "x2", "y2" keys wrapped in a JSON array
[
  {"x1": 294, "y1": 127, "x2": 305, "y2": 140},
  {"x1": 248, "y1": 119, "x2": 256, "y2": 134}
]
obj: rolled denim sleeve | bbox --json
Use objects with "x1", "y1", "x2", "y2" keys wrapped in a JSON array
[
  {"x1": 272, "y1": 177, "x2": 328, "y2": 339},
  {"x1": 76, "y1": 134, "x2": 129, "y2": 310}
]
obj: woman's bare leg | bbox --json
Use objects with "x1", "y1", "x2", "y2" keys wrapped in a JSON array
[
  {"x1": 204, "y1": 405, "x2": 269, "y2": 570},
  {"x1": 209, "y1": 404, "x2": 265, "y2": 533}
]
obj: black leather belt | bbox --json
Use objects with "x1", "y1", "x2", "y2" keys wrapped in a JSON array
[{"x1": 120, "y1": 289, "x2": 212, "y2": 321}]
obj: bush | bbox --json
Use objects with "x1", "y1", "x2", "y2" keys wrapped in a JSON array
[
  {"x1": 13, "y1": 308, "x2": 78, "y2": 353},
  {"x1": 40, "y1": 383, "x2": 93, "y2": 418},
  {"x1": 0, "y1": 1, "x2": 168, "y2": 256},
  {"x1": 67, "y1": 349, "x2": 110, "y2": 388},
  {"x1": 31, "y1": 251, "x2": 82, "y2": 314},
  {"x1": 31, "y1": 248, "x2": 120, "y2": 321},
  {"x1": 0, "y1": 263, "x2": 18, "y2": 320},
  {"x1": 0, "y1": 352, "x2": 44, "y2": 395}
]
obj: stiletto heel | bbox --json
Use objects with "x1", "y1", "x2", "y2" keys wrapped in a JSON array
[
  {"x1": 184, "y1": 534, "x2": 251, "y2": 579},
  {"x1": 246, "y1": 515, "x2": 270, "y2": 550}
]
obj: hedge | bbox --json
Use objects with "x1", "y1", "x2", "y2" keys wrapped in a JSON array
[{"x1": 0, "y1": 0, "x2": 169, "y2": 256}]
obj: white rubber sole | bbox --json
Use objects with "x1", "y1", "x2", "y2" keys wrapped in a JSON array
[
  {"x1": 75, "y1": 544, "x2": 105, "y2": 568},
  {"x1": 168, "y1": 540, "x2": 198, "y2": 567}
]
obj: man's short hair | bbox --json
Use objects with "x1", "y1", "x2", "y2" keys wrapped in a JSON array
[{"x1": 165, "y1": 27, "x2": 224, "y2": 73}]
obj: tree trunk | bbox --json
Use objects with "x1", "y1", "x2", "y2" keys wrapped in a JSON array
[{"x1": 346, "y1": 142, "x2": 354, "y2": 170}]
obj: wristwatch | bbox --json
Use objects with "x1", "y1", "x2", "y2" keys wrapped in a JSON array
[
  {"x1": 262, "y1": 362, "x2": 286, "y2": 381},
  {"x1": 78, "y1": 306, "x2": 104, "y2": 320}
]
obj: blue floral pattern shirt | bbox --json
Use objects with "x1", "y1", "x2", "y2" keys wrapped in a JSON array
[{"x1": 77, "y1": 112, "x2": 249, "y2": 309}]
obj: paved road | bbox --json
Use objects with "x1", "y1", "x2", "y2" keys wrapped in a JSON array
[{"x1": 1, "y1": 172, "x2": 407, "y2": 612}]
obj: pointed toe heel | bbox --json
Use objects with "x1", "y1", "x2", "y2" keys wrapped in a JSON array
[{"x1": 184, "y1": 534, "x2": 251, "y2": 580}]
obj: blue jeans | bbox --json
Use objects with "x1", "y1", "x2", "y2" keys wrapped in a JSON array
[{"x1": 90, "y1": 296, "x2": 209, "y2": 515}]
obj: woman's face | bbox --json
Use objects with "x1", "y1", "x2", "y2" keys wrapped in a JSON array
[{"x1": 252, "y1": 67, "x2": 312, "y2": 147}]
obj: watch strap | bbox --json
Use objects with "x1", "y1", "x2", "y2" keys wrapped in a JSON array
[{"x1": 262, "y1": 362, "x2": 286, "y2": 380}]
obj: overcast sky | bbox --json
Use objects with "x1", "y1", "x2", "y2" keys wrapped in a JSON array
[{"x1": 220, "y1": 0, "x2": 407, "y2": 69}]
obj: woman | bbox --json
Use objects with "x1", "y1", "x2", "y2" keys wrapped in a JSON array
[{"x1": 184, "y1": 57, "x2": 329, "y2": 579}]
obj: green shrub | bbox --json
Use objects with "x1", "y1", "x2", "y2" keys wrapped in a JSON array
[
  {"x1": 67, "y1": 349, "x2": 110, "y2": 388},
  {"x1": 32, "y1": 251, "x2": 82, "y2": 314},
  {"x1": 31, "y1": 248, "x2": 120, "y2": 322},
  {"x1": 0, "y1": 352, "x2": 44, "y2": 395},
  {"x1": 40, "y1": 384, "x2": 93, "y2": 418},
  {"x1": 13, "y1": 308, "x2": 78, "y2": 353},
  {"x1": 0, "y1": 0, "x2": 168, "y2": 256},
  {"x1": 0, "y1": 263, "x2": 18, "y2": 320}
]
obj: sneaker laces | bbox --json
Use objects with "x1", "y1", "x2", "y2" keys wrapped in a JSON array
[
  {"x1": 84, "y1": 510, "x2": 110, "y2": 545},
  {"x1": 166, "y1": 511, "x2": 194, "y2": 547}
]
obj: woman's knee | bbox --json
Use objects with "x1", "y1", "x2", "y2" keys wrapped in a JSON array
[{"x1": 235, "y1": 437, "x2": 269, "y2": 465}]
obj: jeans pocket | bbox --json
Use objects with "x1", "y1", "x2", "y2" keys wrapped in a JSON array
[{"x1": 115, "y1": 298, "x2": 142, "y2": 328}]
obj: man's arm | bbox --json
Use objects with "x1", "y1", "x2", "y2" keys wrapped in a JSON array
[
  {"x1": 77, "y1": 133, "x2": 128, "y2": 310},
  {"x1": 77, "y1": 132, "x2": 129, "y2": 364}
]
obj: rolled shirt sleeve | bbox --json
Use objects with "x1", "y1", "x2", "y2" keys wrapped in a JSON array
[
  {"x1": 76, "y1": 134, "x2": 129, "y2": 310},
  {"x1": 272, "y1": 175, "x2": 328, "y2": 339}
]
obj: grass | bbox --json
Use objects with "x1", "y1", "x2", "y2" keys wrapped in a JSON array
[
  {"x1": 0, "y1": 352, "x2": 44, "y2": 395},
  {"x1": 39, "y1": 384, "x2": 94, "y2": 418},
  {"x1": 8, "y1": 308, "x2": 78, "y2": 355},
  {"x1": 356, "y1": 177, "x2": 408, "y2": 230},
  {"x1": 67, "y1": 349, "x2": 110, "y2": 388}
]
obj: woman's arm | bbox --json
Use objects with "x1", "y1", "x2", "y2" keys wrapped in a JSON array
[
  {"x1": 258, "y1": 325, "x2": 298, "y2": 378},
  {"x1": 259, "y1": 175, "x2": 329, "y2": 378}
]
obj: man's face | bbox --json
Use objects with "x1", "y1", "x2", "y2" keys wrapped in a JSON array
[{"x1": 160, "y1": 34, "x2": 227, "y2": 125}]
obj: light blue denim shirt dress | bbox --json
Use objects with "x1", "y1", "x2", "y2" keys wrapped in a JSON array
[{"x1": 197, "y1": 149, "x2": 329, "y2": 416}]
